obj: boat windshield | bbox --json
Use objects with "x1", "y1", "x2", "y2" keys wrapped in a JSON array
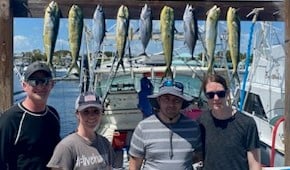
[{"x1": 233, "y1": 89, "x2": 267, "y2": 119}]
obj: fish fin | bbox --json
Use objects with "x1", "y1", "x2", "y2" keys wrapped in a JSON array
[
  {"x1": 135, "y1": 28, "x2": 140, "y2": 34},
  {"x1": 174, "y1": 27, "x2": 179, "y2": 34}
]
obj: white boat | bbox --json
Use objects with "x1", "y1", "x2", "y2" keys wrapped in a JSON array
[
  {"x1": 92, "y1": 20, "x2": 286, "y2": 168},
  {"x1": 232, "y1": 22, "x2": 285, "y2": 167}
]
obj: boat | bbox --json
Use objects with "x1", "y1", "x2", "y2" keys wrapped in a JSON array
[
  {"x1": 89, "y1": 18, "x2": 285, "y2": 168},
  {"x1": 232, "y1": 22, "x2": 285, "y2": 167}
]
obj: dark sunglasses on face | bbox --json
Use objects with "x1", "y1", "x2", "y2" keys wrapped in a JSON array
[
  {"x1": 160, "y1": 80, "x2": 184, "y2": 92},
  {"x1": 205, "y1": 90, "x2": 226, "y2": 99},
  {"x1": 26, "y1": 78, "x2": 52, "y2": 87}
]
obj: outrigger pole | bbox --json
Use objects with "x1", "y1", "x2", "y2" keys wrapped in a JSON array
[{"x1": 238, "y1": 7, "x2": 264, "y2": 111}]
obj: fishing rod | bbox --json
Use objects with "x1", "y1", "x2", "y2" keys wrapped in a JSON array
[{"x1": 239, "y1": 7, "x2": 264, "y2": 111}]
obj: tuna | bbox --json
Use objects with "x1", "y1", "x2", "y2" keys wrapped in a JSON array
[
  {"x1": 160, "y1": 5, "x2": 174, "y2": 80},
  {"x1": 183, "y1": 4, "x2": 198, "y2": 60},
  {"x1": 92, "y1": 4, "x2": 106, "y2": 54},
  {"x1": 205, "y1": 5, "x2": 220, "y2": 74},
  {"x1": 115, "y1": 5, "x2": 129, "y2": 72},
  {"x1": 43, "y1": 1, "x2": 60, "y2": 77},
  {"x1": 227, "y1": 7, "x2": 240, "y2": 84},
  {"x1": 67, "y1": 5, "x2": 83, "y2": 76},
  {"x1": 139, "y1": 4, "x2": 152, "y2": 56}
]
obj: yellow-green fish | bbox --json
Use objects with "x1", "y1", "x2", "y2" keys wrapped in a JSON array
[
  {"x1": 115, "y1": 5, "x2": 129, "y2": 72},
  {"x1": 68, "y1": 4, "x2": 83, "y2": 76},
  {"x1": 43, "y1": 1, "x2": 60, "y2": 77},
  {"x1": 227, "y1": 7, "x2": 240, "y2": 84},
  {"x1": 160, "y1": 6, "x2": 174, "y2": 80},
  {"x1": 205, "y1": 5, "x2": 220, "y2": 74}
]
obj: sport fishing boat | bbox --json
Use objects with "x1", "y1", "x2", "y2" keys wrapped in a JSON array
[
  {"x1": 93, "y1": 49, "x2": 229, "y2": 167},
  {"x1": 232, "y1": 22, "x2": 285, "y2": 167}
]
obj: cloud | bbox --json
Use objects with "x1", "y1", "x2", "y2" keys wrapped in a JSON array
[{"x1": 14, "y1": 35, "x2": 33, "y2": 52}]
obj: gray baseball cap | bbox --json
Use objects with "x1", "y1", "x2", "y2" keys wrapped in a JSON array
[
  {"x1": 23, "y1": 61, "x2": 52, "y2": 80},
  {"x1": 75, "y1": 91, "x2": 103, "y2": 111}
]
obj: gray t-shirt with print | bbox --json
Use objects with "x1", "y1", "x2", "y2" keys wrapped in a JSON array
[{"x1": 47, "y1": 133, "x2": 114, "y2": 170}]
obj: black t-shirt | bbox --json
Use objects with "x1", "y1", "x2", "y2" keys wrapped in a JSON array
[
  {"x1": 198, "y1": 111, "x2": 260, "y2": 170},
  {"x1": 0, "y1": 103, "x2": 61, "y2": 170}
]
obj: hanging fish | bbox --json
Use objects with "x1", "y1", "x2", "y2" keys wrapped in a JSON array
[
  {"x1": 115, "y1": 5, "x2": 129, "y2": 72},
  {"x1": 67, "y1": 4, "x2": 83, "y2": 76},
  {"x1": 92, "y1": 4, "x2": 106, "y2": 54},
  {"x1": 43, "y1": 1, "x2": 60, "y2": 77},
  {"x1": 183, "y1": 4, "x2": 198, "y2": 60},
  {"x1": 139, "y1": 4, "x2": 152, "y2": 56},
  {"x1": 227, "y1": 7, "x2": 240, "y2": 84},
  {"x1": 160, "y1": 5, "x2": 174, "y2": 80},
  {"x1": 205, "y1": 5, "x2": 220, "y2": 74}
]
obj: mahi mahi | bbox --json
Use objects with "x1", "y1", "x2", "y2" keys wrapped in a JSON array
[
  {"x1": 68, "y1": 5, "x2": 83, "y2": 76},
  {"x1": 160, "y1": 6, "x2": 174, "y2": 80},
  {"x1": 43, "y1": 1, "x2": 60, "y2": 77},
  {"x1": 115, "y1": 5, "x2": 129, "y2": 72},
  {"x1": 183, "y1": 4, "x2": 198, "y2": 60},
  {"x1": 92, "y1": 4, "x2": 106, "y2": 54},
  {"x1": 227, "y1": 7, "x2": 240, "y2": 84},
  {"x1": 205, "y1": 5, "x2": 220, "y2": 74},
  {"x1": 139, "y1": 4, "x2": 152, "y2": 56}
]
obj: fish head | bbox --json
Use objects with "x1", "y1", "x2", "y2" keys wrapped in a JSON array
[
  {"x1": 183, "y1": 4, "x2": 194, "y2": 21},
  {"x1": 227, "y1": 7, "x2": 237, "y2": 21},
  {"x1": 45, "y1": 1, "x2": 60, "y2": 18},
  {"x1": 140, "y1": 4, "x2": 152, "y2": 20},
  {"x1": 160, "y1": 6, "x2": 174, "y2": 23},
  {"x1": 69, "y1": 5, "x2": 83, "y2": 19},
  {"x1": 117, "y1": 5, "x2": 129, "y2": 19},
  {"x1": 96, "y1": 4, "x2": 103, "y2": 12},
  {"x1": 93, "y1": 4, "x2": 104, "y2": 18},
  {"x1": 207, "y1": 5, "x2": 220, "y2": 21}
]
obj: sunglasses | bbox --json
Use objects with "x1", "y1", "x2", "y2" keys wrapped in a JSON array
[
  {"x1": 160, "y1": 80, "x2": 184, "y2": 92},
  {"x1": 26, "y1": 78, "x2": 52, "y2": 87},
  {"x1": 205, "y1": 90, "x2": 226, "y2": 99}
]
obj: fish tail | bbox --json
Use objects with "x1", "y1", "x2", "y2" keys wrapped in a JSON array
[
  {"x1": 161, "y1": 66, "x2": 173, "y2": 82},
  {"x1": 67, "y1": 62, "x2": 80, "y2": 76},
  {"x1": 207, "y1": 65, "x2": 214, "y2": 75},
  {"x1": 231, "y1": 71, "x2": 240, "y2": 85},
  {"x1": 47, "y1": 62, "x2": 56, "y2": 77},
  {"x1": 138, "y1": 52, "x2": 148, "y2": 57},
  {"x1": 115, "y1": 58, "x2": 126, "y2": 73}
]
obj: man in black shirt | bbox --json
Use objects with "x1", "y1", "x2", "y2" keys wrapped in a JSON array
[{"x1": 0, "y1": 61, "x2": 61, "y2": 170}]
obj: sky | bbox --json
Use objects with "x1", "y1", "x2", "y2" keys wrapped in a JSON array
[{"x1": 13, "y1": 17, "x2": 285, "y2": 57}]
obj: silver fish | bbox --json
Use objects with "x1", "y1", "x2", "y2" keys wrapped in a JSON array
[
  {"x1": 43, "y1": 1, "x2": 60, "y2": 77},
  {"x1": 227, "y1": 7, "x2": 240, "y2": 84},
  {"x1": 183, "y1": 4, "x2": 198, "y2": 60},
  {"x1": 115, "y1": 5, "x2": 129, "y2": 72},
  {"x1": 139, "y1": 4, "x2": 152, "y2": 56},
  {"x1": 205, "y1": 5, "x2": 220, "y2": 74},
  {"x1": 92, "y1": 4, "x2": 106, "y2": 54},
  {"x1": 160, "y1": 5, "x2": 174, "y2": 80},
  {"x1": 67, "y1": 5, "x2": 83, "y2": 76}
]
